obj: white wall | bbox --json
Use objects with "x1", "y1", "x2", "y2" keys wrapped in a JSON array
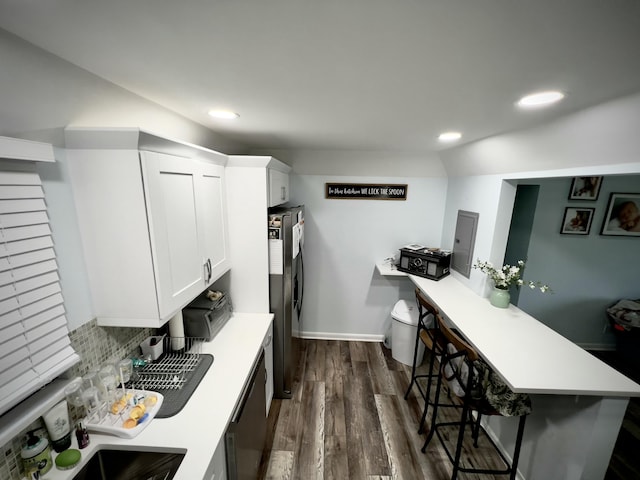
[
  {"x1": 439, "y1": 92, "x2": 640, "y2": 347},
  {"x1": 0, "y1": 28, "x2": 247, "y2": 153},
  {"x1": 34, "y1": 149, "x2": 94, "y2": 330},
  {"x1": 265, "y1": 148, "x2": 446, "y2": 177},
  {"x1": 440, "y1": 174, "x2": 516, "y2": 295},
  {"x1": 289, "y1": 172, "x2": 447, "y2": 339},
  {"x1": 4, "y1": 24, "x2": 640, "y2": 342},
  {"x1": 0, "y1": 29, "x2": 248, "y2": 329},
  {"x1": 439, "y1": 91, "x2": 640, "y2": 177}
]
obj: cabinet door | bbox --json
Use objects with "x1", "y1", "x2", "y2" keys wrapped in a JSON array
[
  {"x1": 268, "y1": 169, "x2": 289, "y2": 207},
  {"x1": 197, "y1": 161, "x2": 230, "y2": 285},
  {"x1": 141, "y1": 151, "x2": 206, "y2": 317},
  {"x1": 263, "y1": 322, "x2": 274, "y2": 415},
  {"x1": 206, "y1": 438, "x2": 227, "y2": 480}
]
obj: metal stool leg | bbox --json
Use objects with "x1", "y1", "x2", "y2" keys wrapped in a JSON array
[
  {"x1": 421, "y1": 372, "x2": 444, "y2": 453},
  {"x1": 404, "y1": 324, "x2": 423, "y2": 400},
  {"x1": 509, "y1": 415, "x2": 527, "y2": 480},
  {"x1": 418, "y1": 342, "x2": 438, "y2": 433}
]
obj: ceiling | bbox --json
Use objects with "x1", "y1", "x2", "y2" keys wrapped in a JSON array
[{"x1": 1, "y1": 0, "x2": 640, "y2": 154}]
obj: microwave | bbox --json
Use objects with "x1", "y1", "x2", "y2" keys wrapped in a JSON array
[{"x1": 397, "y1": 247, "x2": 451, "y2": 281}]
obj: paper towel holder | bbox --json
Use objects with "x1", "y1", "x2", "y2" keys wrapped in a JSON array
[{"x1": 169, "y1": 311, "x2": 186, "y2": 352}]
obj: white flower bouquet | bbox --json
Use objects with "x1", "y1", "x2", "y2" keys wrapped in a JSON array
[{"x1": 473, "y1": 259, "x2": 551, "y2": 293}]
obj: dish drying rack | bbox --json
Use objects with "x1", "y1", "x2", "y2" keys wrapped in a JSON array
[
  {"x1": 128, "y1": 336, "x2": 214, "y2": 418},
  {"x1": 85, "y1": 389, "x2": 164, "y2": 439}
]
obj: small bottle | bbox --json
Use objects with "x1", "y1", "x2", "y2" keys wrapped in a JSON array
[{"x1": 75, "y1": 421, "x2": 90, "y2": 449}]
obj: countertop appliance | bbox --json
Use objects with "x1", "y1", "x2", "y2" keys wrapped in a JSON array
[
  {"x1": 225, "y1": 350, "x2": 267, "y2": 480},
  {"x1": 182, "y1": 291, "x2": 232, "y2": 341},
  {"x1": 268, "y1": 205, "x2": 305, "y2": 398},
  {"x1": 397, "y1": 246, "x2": 451, "y2": 281}
]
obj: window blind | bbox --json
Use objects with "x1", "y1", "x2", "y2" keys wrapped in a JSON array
[{"x1": 0, "y1": 166, "x2": 79, "y2": 417}]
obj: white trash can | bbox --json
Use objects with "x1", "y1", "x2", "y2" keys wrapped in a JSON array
[{"x1": 391, "y1": 299, "x2": 424, "y2": 366}]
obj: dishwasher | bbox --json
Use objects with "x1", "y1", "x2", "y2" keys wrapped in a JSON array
[{"x1": 225, "y1": 349, "x2": 267, "y2": 480}]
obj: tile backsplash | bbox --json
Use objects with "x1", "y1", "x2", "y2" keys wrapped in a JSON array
[
  {"x1": 66, "y1": 319, "x2": 154, "y2": 380},
  {"x1": 0, "y1": 319, "x2": 154, "y2": 480}
]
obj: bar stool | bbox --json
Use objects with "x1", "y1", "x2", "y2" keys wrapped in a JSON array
[
  {"x1": 404, "y1": 288, "x2": 446, "y2": 432},
  {"x1": 422, "y1": 317, "x2": 530, "y2": 480}
]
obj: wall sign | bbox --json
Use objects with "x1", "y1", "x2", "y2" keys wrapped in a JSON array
[{"x1": 325, "y1": 183, "x2": 407, "y2": 200}]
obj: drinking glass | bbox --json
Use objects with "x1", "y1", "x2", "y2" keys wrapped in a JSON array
[
  {"x1": 99, "y1": 363, "x2": 119, "y2": 406},
  {"x1": 117, "y1": 358, "x2": 133, "y2": 397},
  {"x1": 64, "y1": 377, "x2": 84, "y2": 408},
  {"x1": 82, "y1": 369, "x2": 100, "y2": 390},
  {"x1": 82, "y1": 386, "x2": 104, "y2": 422}
]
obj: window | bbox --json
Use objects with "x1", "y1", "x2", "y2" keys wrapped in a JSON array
[{"x1": 0, "y1": 161, "x2": 79, "y2": 417}]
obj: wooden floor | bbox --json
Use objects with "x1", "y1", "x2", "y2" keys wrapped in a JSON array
[{"x1": 261, "y1": 339, "x2": 511, "y2": 480}]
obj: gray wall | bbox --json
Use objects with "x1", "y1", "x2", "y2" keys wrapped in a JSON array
[{"x1": 517, "y1": 175, "x2": 640, "y2": 348}]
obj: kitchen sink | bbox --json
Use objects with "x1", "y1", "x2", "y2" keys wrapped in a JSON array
[{"x1": 72, "y1": 448, "x2": 185, "y2": 480}]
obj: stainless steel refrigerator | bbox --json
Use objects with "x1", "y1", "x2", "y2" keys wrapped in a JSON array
[{"x1": 268, "y1": 205, "x2": 304, "y2": 399}]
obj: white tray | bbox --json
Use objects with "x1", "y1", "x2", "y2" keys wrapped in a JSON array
[{"x1": 85, "y1": 389, "x2": 164, "y2": 439}]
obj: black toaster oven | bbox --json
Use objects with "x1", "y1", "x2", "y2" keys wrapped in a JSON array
[
  {"x1": 183, "y1": 292, "x2": 232, "y2": 341},
  {"x1": 397, "y1": 247, "x2": 451, "y2": 281}
]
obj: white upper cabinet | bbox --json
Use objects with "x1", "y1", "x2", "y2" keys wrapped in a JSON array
[
  {"x1": 268, "y1": 168, "x2": 289, "y2": 207},
  {"x1": 65, "y1": 128, "x2": 230, "y2": 328},
  {"x1": 198, "y1": 161, "x2": 229, "y2": 282},
  {"x1": 225, "y1": 155, "x2": 291, "y2": 313},
  {"x1": 141, "y1": 152, "x2": 229, "y2": 317}
]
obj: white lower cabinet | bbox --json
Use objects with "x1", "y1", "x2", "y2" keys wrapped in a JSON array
[
  {"x1": 264, "y1": 322, "x2": 274, "y2": 415},
  {"x1": 206, "y1": 438, "x2": 227, "y2": 480},
  {"x1": 205, "y1": 323, "x2": 272, "y2": 480}
]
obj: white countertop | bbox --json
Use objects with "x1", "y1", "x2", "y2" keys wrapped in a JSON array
[
  {"x1": 42, "y1": 312, "x2": 273, "y2": 480},
  {"x1": 410, "y1": 274, "x2": 640, "y2": 397},
  {"x1": 375, "y1": 261, "x2": 408, "y2": 277}
]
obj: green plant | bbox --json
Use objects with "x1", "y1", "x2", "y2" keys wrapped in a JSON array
[{"x1": 473, "y1": 259, "x2": 552, "y2": 293}]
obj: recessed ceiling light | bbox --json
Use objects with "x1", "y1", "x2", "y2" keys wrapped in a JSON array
[
  {"x1": 517, "y1": 91, "x2": 565, "y2": 108},
  {"x1": 208, "y1": 109, "x2": 239, "y2": 119},
  {"x1": 438, "y1": 131, "x2": 462, "y2": 142}
]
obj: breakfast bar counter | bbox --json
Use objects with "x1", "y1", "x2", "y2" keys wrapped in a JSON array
[{"x1": 410, "y1": 274, "x2": 640, "y2": 480}]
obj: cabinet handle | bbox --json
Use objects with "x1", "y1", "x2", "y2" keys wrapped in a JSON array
[
  {"x1": 204, "y1": 259, "x2": 211, "y2": 283},
  {"x1": 207, "y1": 258, "x2": 212, "y2": 282},
  {"x1": 281, "y1": 186, "x2": 286, "y2": 200}
]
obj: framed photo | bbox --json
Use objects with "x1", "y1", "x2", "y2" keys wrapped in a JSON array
[
  {"x1": 601, "y1": 193, "x2": 640, "y2": 236},
  {"x1": 560, "y1": 207, "x2": 595, "y2": 235},
  {"x1": 568, "y1": 176, "x2": 603, "y2": 201}
]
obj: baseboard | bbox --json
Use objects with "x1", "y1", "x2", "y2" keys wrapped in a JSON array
[{"x1": 299, "y1": 331, "x2": 385, "y2": 342}]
